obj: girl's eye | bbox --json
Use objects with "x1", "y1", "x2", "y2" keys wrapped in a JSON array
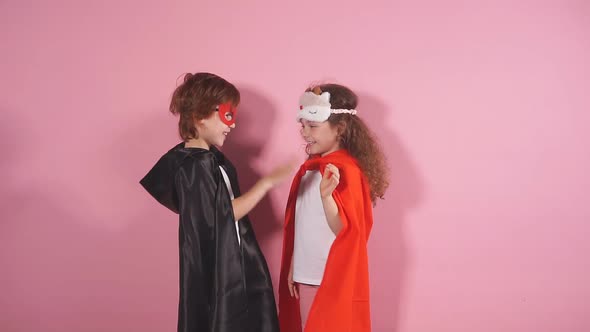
[{"x1": 225, "y1": 113, "x2": 233, "y2": 120}]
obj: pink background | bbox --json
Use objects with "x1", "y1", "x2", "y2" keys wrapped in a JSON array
[{"x1": 1, "y1": 1, "x2": 589, "y2": 331}]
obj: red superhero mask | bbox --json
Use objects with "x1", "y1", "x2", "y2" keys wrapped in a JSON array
[{"x1": 216, "y1": 103, "x2": 237, "y2": 126}]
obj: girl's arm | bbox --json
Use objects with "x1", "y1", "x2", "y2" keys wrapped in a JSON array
[
  {"x1": 231, "y1": 162, "x2": 295, "y2": 220},
  {"x1": 288, "y1": 255, "x2": 299, "y2": 298},
  {"x1": 320, "y1": 164, "x2": 343, "y2": 235}
]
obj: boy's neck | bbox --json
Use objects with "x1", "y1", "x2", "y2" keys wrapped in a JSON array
[{"x1": 184, "y1": 138, "x2": 210, "y2": 150}]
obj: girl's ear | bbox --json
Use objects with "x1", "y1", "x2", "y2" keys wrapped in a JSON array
[{"x1": 337, "y1": 121, "x2": 347, "y2": 135}]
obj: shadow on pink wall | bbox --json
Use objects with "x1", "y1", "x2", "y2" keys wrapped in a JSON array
[
  {"x1": 222, "y1": 86, "x2": 284, "y2": 249},
  {"x1": 358, "y1": 93, "x2": 425, "y2": 331},
  {"x1": 0, "y1": 90, "x2": 425, "y2": 331}
]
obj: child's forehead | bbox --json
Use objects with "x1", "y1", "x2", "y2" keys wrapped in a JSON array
[{"x1": 300, "y1": 119, "x2": 324, "y2": 125}]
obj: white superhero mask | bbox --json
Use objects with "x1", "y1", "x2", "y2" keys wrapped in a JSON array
[{"x1": 296, "y1": 91, "x2": 357, "y2": 122}]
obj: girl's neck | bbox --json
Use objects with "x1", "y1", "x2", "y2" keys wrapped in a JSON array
[
  {"x1": 184, "y1": 138, "x2": 210, "y2": 150},
  {"x1": 320, "y1": 145, "x2": 343, "y2": 157}
]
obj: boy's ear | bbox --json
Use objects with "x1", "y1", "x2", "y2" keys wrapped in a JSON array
[{"x1": 193, "y1": 114, "x2": 205, "y2": 125}]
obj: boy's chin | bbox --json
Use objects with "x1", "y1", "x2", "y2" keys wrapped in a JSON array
[{"x1": 214, "y1": 139, "x2": 226, "y2": 148}]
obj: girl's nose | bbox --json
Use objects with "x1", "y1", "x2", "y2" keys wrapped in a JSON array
[{"x1": 230, "y1": 123, "x2": 236, "y2": 129}]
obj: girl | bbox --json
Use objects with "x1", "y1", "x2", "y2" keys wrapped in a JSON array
[
  {"x1": 278, "y1": 84, "x2": 389, "y2": 332},
  {"x1": 140, "y1": 72, "x2": 293, "y2": 332}
]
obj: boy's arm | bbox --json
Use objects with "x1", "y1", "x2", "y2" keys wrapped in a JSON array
[
  {"x1": 231, "y1": 162, "x2": 295, "y2": 220},
  {"x1": 231, "y1": 178, "x2": 273, "y2": 220}
]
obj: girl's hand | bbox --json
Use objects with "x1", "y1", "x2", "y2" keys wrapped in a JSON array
[
  {"x1": 288, "y1": 258, "x2": 299, "y2": 299},
  {"x1": 320, "y1": 163, "x2": 340, "y2": 198}
]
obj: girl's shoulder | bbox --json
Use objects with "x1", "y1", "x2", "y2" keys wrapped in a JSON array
[
  {"x1": 329, "y1": 150, "x2": 361, "y2": 172},
  {"x1": 323, "y1": 150, "x2": 363, "y2": 181}
]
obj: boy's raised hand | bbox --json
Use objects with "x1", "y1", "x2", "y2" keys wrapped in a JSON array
[{"x1": 264, "y1": 160, "x2": 298, "y2": 187}]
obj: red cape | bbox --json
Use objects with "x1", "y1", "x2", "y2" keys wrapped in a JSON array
[{"x1": 279, "y1": 149, "x2": 373, "y2": 332}]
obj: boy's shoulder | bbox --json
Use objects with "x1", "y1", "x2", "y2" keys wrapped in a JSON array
[
  {"x1": 171, "y1": 144, "x2": 220, "y2": 172},
  {"x1": 140, "y1": 143, "x2": 217, "y2": 213}
]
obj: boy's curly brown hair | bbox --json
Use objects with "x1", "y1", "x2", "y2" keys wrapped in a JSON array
[{"x1": 170, "y1": 72, "x2": 240, "y2": 141}]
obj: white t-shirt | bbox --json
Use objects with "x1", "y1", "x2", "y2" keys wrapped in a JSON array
[
  {"x1": 293, "y1": 170, "x2": 336, "y2": 285},
  {"x1": 219, "y1": 166, "x2": 240, "y2": 245}
]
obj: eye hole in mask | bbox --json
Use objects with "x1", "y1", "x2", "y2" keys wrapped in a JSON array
[{"x1": 216, "y1": 103, "x2": 237, "y2": 126}]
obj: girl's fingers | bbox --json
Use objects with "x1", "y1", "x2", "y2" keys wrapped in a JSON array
[
  {"x1": 324, "y1": 164, "x2": 340, "y2": 177},
  {"x1": 328, "y1": 164, "x2": 339, "y2": 177},
  {"x1": 288, "y1": 281, "x2": 299, "y2": 298}
]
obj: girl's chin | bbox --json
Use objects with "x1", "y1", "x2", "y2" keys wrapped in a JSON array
[{"x1": 307, "y1": 145, "x2": 325, "y2": 155}]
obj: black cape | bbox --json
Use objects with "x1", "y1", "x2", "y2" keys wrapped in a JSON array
[{"x1": 140, "y1": 143, "x2": 279, "y2": 332}]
